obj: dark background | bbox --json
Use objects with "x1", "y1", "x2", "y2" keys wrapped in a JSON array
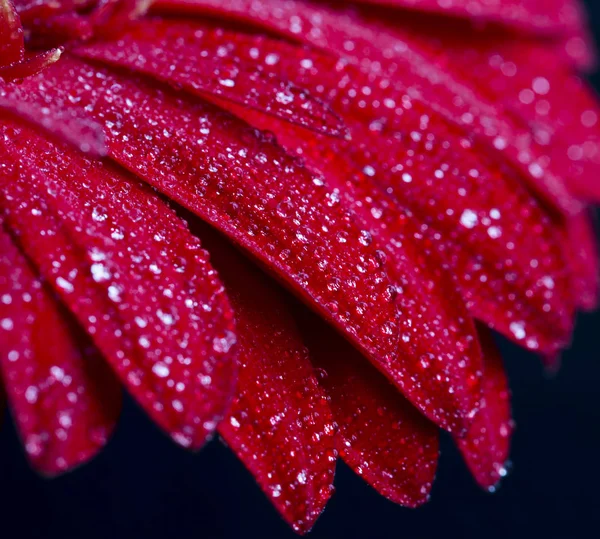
[{"x1": 2, "y1": 2, "x2": 600, "y2": 538}]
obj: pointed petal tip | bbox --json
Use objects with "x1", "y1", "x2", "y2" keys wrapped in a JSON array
[
  {"x1": 284, "y1": 483, "x2": 335, "y2": 535},
  {"x1": 0, "y1": 222, "x2": 122, "y2": 478},
  {"x1": 247, "y1": 473, "x2": 334, "y2": 536},
  {"x1": 355, "y1": 473, "x2": 433, "y2": 508},
  {"x1": 32, "y1": 441, "x2": 111, "y2": 478},
  {"x1": 481, "y1": 460, "x2": 513, "y2": 493},
  {"x1": 170, "y1": 429, "x2": 212, "y2": 451},
  {"x1": 456, "y1": 326, "x2": 514, "y2": 490},
  {"x1": 542, "y1": 352, "x2": 563, "y2": 376}
]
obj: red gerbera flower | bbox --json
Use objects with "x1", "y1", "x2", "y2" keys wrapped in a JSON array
[{"x1": 0, "y1": 0, "x2": 598, "y2": 533}]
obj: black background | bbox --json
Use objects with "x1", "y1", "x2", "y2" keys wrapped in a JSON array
[{"x1": 2, "y1": 2, "x2": 600, "y2": 538}]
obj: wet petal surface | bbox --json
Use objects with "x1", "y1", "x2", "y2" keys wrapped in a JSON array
[
  {"x1": 347, "y1": 0, "x2": 584, "y2": 34},
  {"x1": 0, "y1": 0, "x2": 24, "y2": 68},
  {"x1": 0, "y1": 220, "x2": 121, "y2": 474},
  {"x1": 157, "y1": 0, "x2": 581, "y2": 215},
  {"x1": 209, "y1": 38, "x2": 573, "y2": 358},
  {"x1": 193, "y1": 224, "x2": 336, "y2": 534},
  {"x1": 400, "y1": 25, "x2": 600, "y2": 205},
  {"x1": 1, "y1": 57, "x2": 408, "y2": 428},
  {"x1": 455, "y1": 326, "x2": 513, "y2": 490},
  {"x1": 74, "y1": 18, "x2": 346, "y2": 137},
  {"x1": 297, "y1": 310, "x2": 439, "y2": 507},
  {"x1": 0, "y1": 116, "x2": 237, "y2": 449},
  {"x1": 215, "y1": 96, "x2": 485, "y2": 433}
]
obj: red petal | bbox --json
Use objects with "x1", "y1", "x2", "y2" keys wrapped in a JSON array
[
  {"x1": 0, "y1": 375, "x2": 5, "y2": 429},
  {"x1": 206, "y1": 32, "x2": 574, "y2": 355},
  {"x1": 0, "y1": 220, "x2": 121, "y2": 475},
  {"x1": 12, "y1": 0, "x2": 86, "y2": 20},
  {"x1": 154, "y1": 0, "x2": 581, "y2": 35},
  {"x1": 344, "y1": 0, "x2": 584, "y2": 35},
  {"x1": 296, "y1": 308, "x2": 438, "y2": 507},
  {"x1": 554, "y1": 0, "x2": 597, "y2": 71},
  {"x1": 73, "y1": 18, "x2": 346, "y2": 137},
  {"x1": 20, "y1": 0, "x2": 150, "y2": 48},
  {"x1": 0, "y1": 0, "x2": 24, "y2": 68},
  {"x1": 455, "y1": 326, "x2": 513, "y2": 490},
  {"x1": 401, "y1": 28, "x2": 600, "y2": 204},
  {"x1": 66, "y1": 55, "x2": 482, "y2": 433},
  {"x1": 85, "y1": 14, "x2": 570, "y2": 354},
  {"x1": 0, "y1": 116, "x2": 237, "y2": 449},
  {"x1": 111, "y1": 25, "x2": 491, "y2": 433},
  {"x1": 26, "y1": 13, "x2": 94, "y2": 45},
  {"x1": 187, "y1": 224, "x2": 336, "y2": 534},
  {"x1": 90, "y1": 0, "x2": 152, "y2": 30},
  {"x1": 193, "y1": 104, "x2": 488, "y2": 434},
  {"x1": 0, "y1": 95, "x2": 107, "y2": 157},
  {"x1": 157, "y1": 0, "x2": 581, "y2": 215},
  {"x1": 565, "y1": 211, "x2": 600, "y2": 312},
  {"x1": 4, "y1": 58, "x2": 412, "y2": 427},
  {"x1": 558, "y1": 27, "x2": 597, "y2": 72},
  {"x1": 11, "y1": 0, "x2": 136, "y2": 46},
  {"x1": 214, "y1": 96, "x2": 487, "y2": 433}
]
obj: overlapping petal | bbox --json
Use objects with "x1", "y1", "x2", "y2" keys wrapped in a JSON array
[
  {"x1": 4, "y1": 59, "x2": 454, "y2": 429},
  {"x1": 0, "y1": 116, "x2": 238, "y2": 449},
  {"x1": 191, "y1": 224, "x2": 337, "y2": 534},
  {"x1": 157, "y1": 0, "x2": 582, "y2": 215},
  {"x1": 0, "y1": 221, "x2": 121, "y2": 474},
  {"x1": 349, "y1": 0, "x2": 585, "y2": 35},
  {"x1": 296, "y1": 310, "x2": 439, "y2": 508},
  {"x1": 0, "y1": 0, "x2": 597, "y2": 532},
  {"x1": 0, "y1": 0, "x2": 23, "y2": 67},
  {"x1": 73, "y1": 22, "x2": 491, "y2": 432},
  {"x1": 198, "y1": 31, "x2": 573, "y2": 356},
  {"x1": 211, "y1": 99, "x2": 486, "y2": 433},
  {"x1": 455, "y1": 326, "x2": 513, "y2": 490},
  {"x1": 397, "y1": 25, "x2": 600, "y2": 204},
  {"x1": 100, "y1": 20, "x2": 490, "y2": 434}
]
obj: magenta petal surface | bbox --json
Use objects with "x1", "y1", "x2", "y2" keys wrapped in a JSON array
[
  {"x1": 0, "y1": 221, "x2": 121, "y2": 474},
  {"x1": 455, "y1": 326, "x2": 513, "y2": 490},
  {"x1": 197, "y1": 65, "x2": 487, "y2": 435},
  {"x1": 150, "y1": 3, "x2": 577, "y2": 356},
  {"x1": 0, "y1": 0, "x2": 24, "y2": 68},
  {"x1": 192, "y1": 226, "x2": 336, "y2": 534},
  {"x1": 0, "y1": 116, "x2": 238, "y2": 449},
  {"x1": 1, "y1": 57, "x2": 413, "y2": 428},
  {"x1": 73, "y1": 18, "x2": 346, "y2": 137},
  {"x1": 0, "y1": 0, "x2": 596, "y2": 529},
  {"x1": 347, "y1": 0, "x2": 584, "y2": 34},
  {"x1": 158, "y1": 0, "x2": 581, "y2": 216},
  {"x1": 297, "y1": 311, "x2": 439, "y2": 507},
  {"x1": 405, "y1": 29, "x2": 600, "y2": 205}
]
